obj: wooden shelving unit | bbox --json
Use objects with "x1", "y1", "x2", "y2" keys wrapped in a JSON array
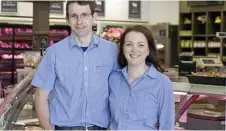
[
  {"x1": 0, "y1": 23, "x2": 71, "y2": 87},
  {"x1": 179, "y1": 1, "x2": 226, "y2": 64}
]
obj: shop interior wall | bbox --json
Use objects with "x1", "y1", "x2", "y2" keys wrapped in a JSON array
[
  {"x1": 0, "y1": 0, "x2": 179, "y2": 25},
  {"x1": 0, "y1": 1, "x2": 64, "y2": 19},
  {"x1": 148, "y1": 1, "x2": 179, "y2": 25}
]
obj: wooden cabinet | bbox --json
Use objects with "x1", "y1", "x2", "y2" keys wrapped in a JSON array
[{"x1": 179, "y1": 1, "x2": 226, "y2": 64}]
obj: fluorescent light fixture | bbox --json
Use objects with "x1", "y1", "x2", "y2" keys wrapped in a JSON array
[{"x1": 156, "y1": 43, "x2": 164, "y2": 49}]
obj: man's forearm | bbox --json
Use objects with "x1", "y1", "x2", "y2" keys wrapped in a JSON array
[{"x1": 34, "y1": 89, "x2": 53, "y2": 130}]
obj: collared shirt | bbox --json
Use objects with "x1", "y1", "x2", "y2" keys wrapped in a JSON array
[
  {"x1": 31, "y1": 34, "x2": 118, "y2": 127},
  {"x1": 109, "y1": 65, "x2": 175, "y2": 130}
]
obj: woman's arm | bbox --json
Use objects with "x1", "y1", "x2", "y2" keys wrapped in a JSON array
[{"x1": 158, "y1": 77, "x2": 175, "y2": 130}]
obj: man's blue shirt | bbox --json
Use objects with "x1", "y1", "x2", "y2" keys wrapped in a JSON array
[{"x1": 31, "y1": 34, "x2": 118, "y2": 127}]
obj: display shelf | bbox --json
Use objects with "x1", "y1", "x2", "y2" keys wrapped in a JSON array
[
  {"x1": 0, "y1": 48, "x2": 12, "y2": 51},
  {"x1": 16, "y1": 31, "x2": 68, "y2": 43},
  {"x1": 15, "y1": 48, "x2": 32, "y2": 51},
  {"x1": 173, "y1": 82, "x2": 191, "y2": 93},
  {"x1": 193, "y1": 47, "x2": 206, "y2": 49},
  {"x1": 0, "y1": 71, "x2": 14, "y2": 74},
  {"x1": 208, "y1": 48, "x2": 220, "y2": 54},
  {"x1": 1, "y1": 58, "x2": 23, "y2": 60},
  {"x1": 0, "y1": 24, "x2": 32, "y2": 86},
  {"x1": 193, "y1": 12, "x2": 207, "y2": 35},
  {"x1": 15, "y1": 36, "x2": 32, "y2": 41},
  {"x1": 207, "y1": 36, "x2": 222, "y2": 55},
  {"x1": 207, "y1": 11, "x2": 222, "y2": 35},
  {"x1": 0, "y1": 36, "x2": 33, "y2": 41},
  {"x1": 16, "y1": 64, "x2": 35, "y2": 69},
  {"x1": 0, "y1": 21, "x2": 70, "y2": 86},
  {"x1": 179, "y1": 5, "x2": 226, "y2": 59},
  {"x1": 172, "y1": 82, "x2": 226, "y2": 95},
  {"x1": 223, "y1": 11, "x2": 226, "y2": 32},
  {"x1": 0, "y1": 36, "x2": 12, "y2": 41},
  {"x1": 207, "y1": 34, "x2": 217, "y2": 37},
  {"x1": 193, "y1": 48, "x2": 206, "y2": 56},
  {"x1": 0, "y1": 69, "x2": 15, "y2": 72},
  {"x1": 179, "y1": 13, "x2": 192, "y2": 30},
  {"x1": 0, "y1": 64, "x2": 12, "y2": 71},
  {"x1": 193, "y1": 35, "x2": 206, "y2": 37},
  {"x1": 190, "y1": 84, "x2": 226, "y2": 95},
  {"x1": 179, "y1": 36, "x2": 192, "y2": 38},
  {"x1": 0, "y1": 48, "x2": 30, "y2": 51}
]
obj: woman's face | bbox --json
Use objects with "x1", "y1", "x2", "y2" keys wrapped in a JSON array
[{"x1": 123, "y1": 31, "x2": 150, "y2": 66}]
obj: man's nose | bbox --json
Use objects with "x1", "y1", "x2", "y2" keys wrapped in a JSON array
[{"x1": 76, "y1": 17, "x2": 82, "y2": 24}]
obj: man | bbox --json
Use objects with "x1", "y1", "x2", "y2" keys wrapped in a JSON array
[{"x1": 32, "y1": 1, "x2": 118, "y2": 130}]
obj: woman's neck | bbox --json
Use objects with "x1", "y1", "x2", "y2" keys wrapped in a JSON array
[{"x1": 127, "y1": 63, "x2": 149, "y2": 85}]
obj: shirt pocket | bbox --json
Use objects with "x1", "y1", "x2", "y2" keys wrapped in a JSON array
[
  {"x1": 94, "y1": 63, "x2": 113, "y2": 86},
  {"x1": 96, "y1": 64, "x2": 112, "y2": 74}
]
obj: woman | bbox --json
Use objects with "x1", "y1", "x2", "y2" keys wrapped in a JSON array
[{"x1": 109, "y1": 25, "x2": 175, "y2": 130}]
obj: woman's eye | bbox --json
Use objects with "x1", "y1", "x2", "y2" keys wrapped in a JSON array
[{"x1": 126, "y1": 43, "x2": 132, "y2": 46}]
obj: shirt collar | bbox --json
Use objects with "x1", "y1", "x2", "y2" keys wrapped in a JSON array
[
  {"x1": 69, "y1": 33, "x2": 99, "y2": 48},
  {"x1": 146, "y1": 64, "x2": 157, "y2": 79},
  {"x1": 119, "y1": 64, "x2": 158, "y2": 79}
]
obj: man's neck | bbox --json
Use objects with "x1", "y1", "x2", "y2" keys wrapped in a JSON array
[{"x1": 73, "y1": 32, "x2": 93, "y2": 47}]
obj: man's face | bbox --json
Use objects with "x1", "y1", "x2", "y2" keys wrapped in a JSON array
[{"x1": 66, "y1": 3, "x2": 96, "y2": 37}]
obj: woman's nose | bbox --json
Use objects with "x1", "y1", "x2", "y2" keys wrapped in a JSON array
[{"x1": 131, "y1": 46, "x2": 138, "y2": 52}]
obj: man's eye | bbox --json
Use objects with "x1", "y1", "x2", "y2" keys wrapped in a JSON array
[
  {"x1": 71, "y1": 14, "x2": 77, "y2": 18},
  {"x1": 81, "y1": 14, "x2": 88, "y2": 17}
]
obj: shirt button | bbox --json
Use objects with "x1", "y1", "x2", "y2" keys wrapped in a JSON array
[
  {"x1": 84, "y1": 67, "x2": 87, "y2": 70},
  {"x1": 85, "y1": 82, "x2": 88, "y2": 86},
  {"x1": 84, "y1": 52, "x2": 87, "y2": 56}
]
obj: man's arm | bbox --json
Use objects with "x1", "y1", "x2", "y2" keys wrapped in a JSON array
[
  {"x1": 34, "y1": 87, "x2": 53, "y2": 130},
  {"x1": 112, "y1": 43, "x2": 120, "y2": 70}
]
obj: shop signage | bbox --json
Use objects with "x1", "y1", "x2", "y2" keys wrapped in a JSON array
[
  {"x1": 128, "y1": 1, "x2": 141, "y2": 19},
  {"x1": 1, "y1": 1, "x2": 17, "y2": 13},
  {"x1": 95, "y1": 0, "x2": 105, "y2": 17},
  {"x1": 40, "y1": 36, "x2": 49, "y2": 56},
  {"x1": 40, "y1": 36, "x2": 48, "y2": 51},
  {"x1": 50, "y1": 2, "x2": 64, "y2": 14}
]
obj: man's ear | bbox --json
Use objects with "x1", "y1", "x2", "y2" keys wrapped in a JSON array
[
  {"x1": 92, "y1": 12, "x2": 97, "y2": 23},
  {"x1": 66, "y1": 17, "x2": 70, "y2": 26}
]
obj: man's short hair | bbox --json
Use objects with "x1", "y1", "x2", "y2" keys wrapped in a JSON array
[{"x1": 66, "y1": 1, "x2": 96, "y2": 19}]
